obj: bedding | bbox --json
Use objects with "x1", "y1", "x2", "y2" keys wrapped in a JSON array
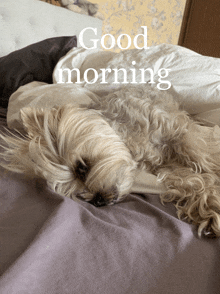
[
  {"x1": 1, "y1": 67, "x2": 220, "y2": 288},
  {"x1": 1, "y1": 0, "x2": 220, "y2": 293},
  {"x1": 0, "y1": 36, "x2": 77, "y2": 108},
  {"x1": 1, "y1": 161, "x2": 220, "y2": 294},
  {"x1": 0, "y1": 0, "x2": 102, "y2": 57},
  {"x1": 52, "y1": 44, "x2": 220, "y2": 117}
]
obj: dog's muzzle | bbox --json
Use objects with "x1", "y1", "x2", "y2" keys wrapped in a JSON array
[
  {"x1": 88, "y1": 191, "x2": 119, "y2": 207},
  {"x1": 89, "y1": 192, "x2": 106, "y2": 207}
]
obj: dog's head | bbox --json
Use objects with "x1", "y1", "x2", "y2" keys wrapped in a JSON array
[{"x1": 4, "y1": 104, "x2": 137, "y2": 206}]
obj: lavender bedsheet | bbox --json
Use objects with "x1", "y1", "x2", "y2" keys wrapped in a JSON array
[{"x1": 0, "y1": 116, "x2": 220, "y2": 294}]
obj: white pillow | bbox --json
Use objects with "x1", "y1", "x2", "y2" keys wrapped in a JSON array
[
  {"x1": 148, "y1": 44, "x2": 220, "y2": 115},
  {"x1": 53, "y1": 44, "x2": 220, "y2": 115}
]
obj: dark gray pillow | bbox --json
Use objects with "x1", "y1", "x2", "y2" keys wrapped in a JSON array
[{"x1": 0, "y1": 36, "x2": 77, "y2": 108}]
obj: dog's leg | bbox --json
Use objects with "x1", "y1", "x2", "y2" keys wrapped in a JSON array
[
  {"x1": 157, "y1": 121, "x2": 220, "y2": 237},
  {"x1": 178, "y1": 123, "x2": 220, "y2": 174},
  {"x1": 158, "y1": 166, "x2": 220, "y2": 237}
]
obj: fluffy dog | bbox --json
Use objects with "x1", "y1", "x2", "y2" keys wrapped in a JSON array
[{"x1": 1, "y1": 86, "x2": 220, "y2": 237}]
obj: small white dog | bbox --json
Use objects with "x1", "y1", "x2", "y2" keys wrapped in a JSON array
[{"x1": 1, "y1": 86, "x2": 220, "y2": 237}]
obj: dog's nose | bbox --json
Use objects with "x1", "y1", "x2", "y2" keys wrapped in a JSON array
[
  {"x1": 89, "y1": 190, "x2": 119, "y2": 207},
  {"x1": 89, "y1": 192, "x2": 107, "y2": 207}
]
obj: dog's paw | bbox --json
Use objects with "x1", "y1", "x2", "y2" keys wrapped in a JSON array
[{"x1": 159, "y1": 168, "x2": 220, "y2": 238}]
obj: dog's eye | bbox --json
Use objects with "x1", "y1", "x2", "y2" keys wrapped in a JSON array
[{"x1": 75, "y1": 159, "x2": 90, "y2": 182}]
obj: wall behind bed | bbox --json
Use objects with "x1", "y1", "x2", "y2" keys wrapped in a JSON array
[
  {"x1": 40, "y1": 0, "x2": 187, "y2": 50},
  {"x1": 97, "y1": 0, "x2": 187, "y2": 50}
]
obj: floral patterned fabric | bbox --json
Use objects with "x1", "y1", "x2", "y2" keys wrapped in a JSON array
[
  {"x1": 39, "y1": 0, "x2": 187, "y2": 50},
  {"x1": 96, "y1": 0, "x2": 187, "y2": 50}
]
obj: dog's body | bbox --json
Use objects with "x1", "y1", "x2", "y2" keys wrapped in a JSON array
[{"x1": 1, "y1": 86, "x2": 220, "y2": 237}]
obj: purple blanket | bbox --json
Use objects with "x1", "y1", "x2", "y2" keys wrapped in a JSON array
[{"x1": 0, "y1": 117, "x2": 220, "y2": 294}]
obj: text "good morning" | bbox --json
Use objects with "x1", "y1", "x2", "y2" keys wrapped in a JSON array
[{"x1": 79, "y1": 26, "x2": 148, "y2": 50}]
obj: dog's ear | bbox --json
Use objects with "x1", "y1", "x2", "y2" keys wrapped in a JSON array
[
  {"x1": 20, "y1": 107, "x2": 49, "y2": 137},
  {"x1": 20, "y1": 106, "x2": 68, "y2": 137}
]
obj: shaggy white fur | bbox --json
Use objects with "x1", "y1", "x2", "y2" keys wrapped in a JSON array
[
  {"x1": 0, "y1": 105, "x2": 136, "y2": 206},
  {"x1": 1, "y1": 85, "x2": 220, "y2": 237}
]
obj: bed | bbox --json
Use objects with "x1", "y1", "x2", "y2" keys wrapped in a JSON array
[{"x1": 0, "y1": 0, "x2": 220, "y2": 293}]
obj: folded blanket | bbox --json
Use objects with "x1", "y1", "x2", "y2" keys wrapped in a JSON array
[{"x1": 53, "y1": 44, "x2": 220, "y2": 117}]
